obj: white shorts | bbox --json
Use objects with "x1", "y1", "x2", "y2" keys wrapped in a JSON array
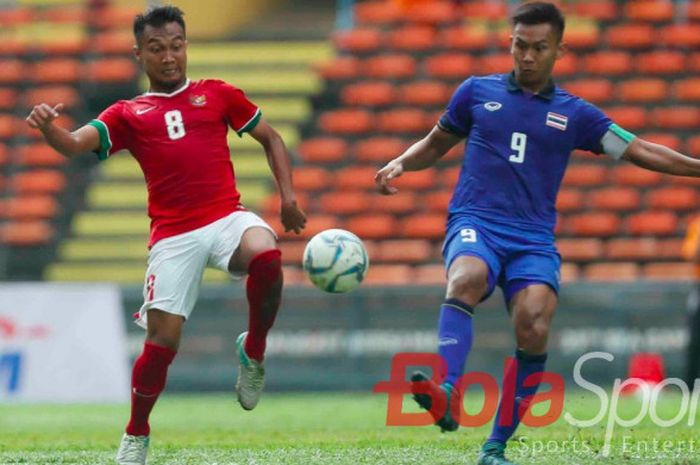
[{"x1": 135, "y1": 210, "x2": 276, "y2": 328}]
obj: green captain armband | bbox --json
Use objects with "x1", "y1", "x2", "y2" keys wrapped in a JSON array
[
  {"x1": 88, "y1": 120, "x2": 112, "y2": 161},
  {"x1": 609, "y1": 123, "x2": 636, "y2": 144}
]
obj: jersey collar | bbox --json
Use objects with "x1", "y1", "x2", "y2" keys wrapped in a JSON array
[
  {"x1": 504, "y1": 72, "x2": 555, "y2": 100},
  {"x1": 144, "y1": 79, "x2": 191, "y2": 97}
]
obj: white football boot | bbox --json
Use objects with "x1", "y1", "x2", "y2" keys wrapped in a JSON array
[
  {"x1": 116, "y1": 433, "x2": 149, "y2": 465},
  {"x1": 235, "y1": 331, "x2": 265, "y2": 410}
]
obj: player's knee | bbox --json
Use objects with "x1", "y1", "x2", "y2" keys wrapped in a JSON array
[
  {"x1": 446, "y1": 270, "x2": 488, "y2": 305},
  {"x1": 515, "y1": 313, "x2": 550, "y2": 349}
]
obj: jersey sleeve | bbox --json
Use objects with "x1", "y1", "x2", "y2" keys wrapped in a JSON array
[
  {"x1": 219, "y1": 81, "x2": 262, "y2": 137},
  {"x1": 88, "y1": 101, "x2": 129, "y2": 160},
  {"x1": 574, "y1": 101, "x2": 613, "y2": 154},
  {"x1": 438, "y1": 78, "x2": 474, "y2": 138}
]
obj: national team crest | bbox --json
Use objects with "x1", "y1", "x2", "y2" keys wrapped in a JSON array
[
  {"x1": 546, "y1": 112, "x2": 568, "y2": 131},
  {"x1": 190, "y1": 94, "x2": 207, "y2": 106}
]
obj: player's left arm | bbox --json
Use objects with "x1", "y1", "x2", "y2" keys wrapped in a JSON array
[
  {"x1": 249, "y1": 118, "x2": 306, "y2": 234},
  {"x1": 621, "y1": 136, "x2": 700, "y2": 177}
]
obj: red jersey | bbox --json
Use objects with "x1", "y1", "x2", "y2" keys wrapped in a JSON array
[{"x1": 89, "y1": 79, "x2": 261, "y2": 247}]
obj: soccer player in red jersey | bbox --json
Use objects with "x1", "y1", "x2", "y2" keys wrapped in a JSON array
[{"x1": 25, "y1": 6, "x2": 306, "y2": 465}]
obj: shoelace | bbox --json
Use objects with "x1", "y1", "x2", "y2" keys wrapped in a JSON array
[{"x1": 243, "y1": 363, "x2": 264, "y2": 391}]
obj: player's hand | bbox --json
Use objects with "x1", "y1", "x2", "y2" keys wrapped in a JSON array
[
  {"x1": 26, "y1": 103, "x2": 64, "y2": 131},
  {"x1": 375, "y1": 160, "x2": 403, "y2": 195},
  {"x1": 281, "y1": 200, "x2": 306, "y2": 234}
]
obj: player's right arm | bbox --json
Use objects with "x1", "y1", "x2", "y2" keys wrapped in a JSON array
[
  {"x1": 374, "y1": 127, "x2": 462, "y2": 195},
  {"x1": 26, "y1": 103, "x2": 100, "y2": 158}
]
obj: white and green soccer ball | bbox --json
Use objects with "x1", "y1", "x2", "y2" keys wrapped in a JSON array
[{"x1": 302, "y1": 229, "x2": 369, "y2": 293}]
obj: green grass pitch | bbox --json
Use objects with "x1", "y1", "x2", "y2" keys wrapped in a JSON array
[{"x1": 1, "y1": 391, "x2": 699, "y2": 464}]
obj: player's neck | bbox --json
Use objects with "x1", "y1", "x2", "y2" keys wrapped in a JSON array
[
  {"x1": 517, "y1": 79, "x2": 549, "y2": 95},
  {"x1": 148, "y1": 78, "x2": 188, "y2": 94}
]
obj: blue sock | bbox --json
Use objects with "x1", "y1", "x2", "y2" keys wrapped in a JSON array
[
  {"x1": 437, "y1": 298, "x2": 474, "y2": 387},
  {"x1": 488, "y1": 349, "x2": 547, "y2": 445}
]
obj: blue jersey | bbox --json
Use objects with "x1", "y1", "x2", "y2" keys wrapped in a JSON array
[{"x1": 439, "y1": 73, "x2": 612, "y2": 235}]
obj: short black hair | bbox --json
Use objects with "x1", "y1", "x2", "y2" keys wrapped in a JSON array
[
  {"x1": 511, "y1": 2, "x2": 565, "y2": 42},
  {"x1": 133, "y1": 6, "x2": 186, "y2": 44}
]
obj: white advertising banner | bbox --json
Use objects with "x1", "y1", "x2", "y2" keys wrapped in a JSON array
[{"x1": 0, "y1": 283, "x2": 130, "y2": 403}]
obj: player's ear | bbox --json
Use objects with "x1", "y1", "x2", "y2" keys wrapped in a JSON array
[
  {"x1": 555, "y1": 40, "x2": 567, "y2": 60},
  {"x1": 133, "y1": 44, "x2": 142, "y2": 63}
]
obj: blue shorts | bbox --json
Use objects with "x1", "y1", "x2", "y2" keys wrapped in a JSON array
[{"x1": 442, "y1": 214, "x2": 561, "y2": 303}]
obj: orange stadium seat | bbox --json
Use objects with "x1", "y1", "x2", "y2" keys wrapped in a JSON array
[
  {"x1": 660, "y1": 24, "x2": 700, "y2": 48},
  {"x1": 425, "y1": 189, "x2": 452, "y2": 212},
  {"x1": 479, "y1": 53, "x2": 513, "y2": 75},
  {"x1": 606, "y1": 238, "x2": 659, "y2": 260},
  {"x1": 583, "y1": 51, "x2": 632, "y2": 75},
  {"x1": 319, "y1": 109, "x2": 374, "y2": 135},
  {"x1": 414, "y1": 264, "x2": 447, "y2": 285},
  {"x1": 277, "y1": 241, "x2": 306, "y2": 265},
  {"x1": 603, "y1": 106, "x2": 648, "y2": 130},
  {"x1": 9, "y1": 170, "x2": 66, "y2": 194},
  {"x1": 627, "y1": 211, "x2": 678, "y2": 235},
  {"x1": 562, "y1": 164, "x2": 608, "y2": 187},
  {"x1": 557, "y1": 238, "x2": 604, "y2": 261},
  {"x1": 335, "y1": 166, "x2": 380, "y2": 190},
  {"x1": 89, "y1": 6, "x2": 142, "y2": 30},
  {"x1": 624, "y1": 1, "x2": 674, "y2": 22},
  {"x1": 564, "y1": 25, "x2": 600, "y2": 50},
  {"x1": 341, "y1": 81, "x2": 396, "y2": 107},
  {"x1": 376, "y1": 239, "x2": 433, "y2": 264},
  {"x1": 588, "y1": 187, "x2": 641, "y2": 211},
  {"x1": 388, "y1": 26, "x2": 437, "y2": 51},
  {"x1": 92, "y1": 30, "x2": 134, "y2": 54},
  {"x1": 0, "y1": 221, "x2": 54, "y2": 246},
  {"x1": 0, "y1": 60, "x2": 25, "y2": 85},
  {"x1": 673, "y1": 78, "x2": 700, "y2": 102},
  {"x1": 0, "y1": 143, "x2": 8, "y2": 166},
  {"x1": 292, "y1": 166, "x2": 333, "y2": 191},
  {"x1": 647, "y1": 187, "x2": 698, "y2": 211},
  {"x1": 41, "y1": 6, "x2": 87, "y2": 23},
  {"x1": 553, "y1": 54, "x2": 578, "y2": 77},
  {"x1": 0, "y1": 7, "x2": 33, "y2": 26},
  {"x1": 556, "y1": 189, "x2": 584, "y2": 212},
  {"x1": 37, "y1": 36, "x2": 88, "y2": 56},
  {"x1": 687, "y1": 135, "x2": 700, "y2": 154},
  {"x1": 651, "y1": 108, "x2": 700, "y2": 129},
  {"x1": 689, "y1": 53, "x2": 700, "y2": 73},
  {"x1": 617, "y1": 78, "x2": 668, "y2": 103},
  {"x1": 658, "y1": 238, "x2": 683, "y2": 260},
  {"x1": 15, "y1": 143, "x2": 66, "y2": 167},
  {"x1": 0, "y1": 114, "x2": 20, "y2": 140},
  {"x1": 560, "y1": 263, "x2": 580, "y2": 282},
  {"x1": 316, "y1": 57, "x2": 360, "y2": 81},
  {"x1": 364, "y1": 54, "x2": 417, "y2": 79},
  {"x1": 318, "y1": 191, "x2": 370, "y2": 215},
  {"x1": 398, "y1": 81, "x2": 450, "y2": 107},
  {"x1": 354, "y1": 137, "x2": 406, "y2": 163},
  {"x1": 636, "y1": 51, "x2": 687, "y2": 74},
  {"x1": 0, "y1": 195, "x2": 58, "y2": 220},
  {"x1": 641, "y1": 132, "x2": 682, "y2": 150},
  {"x1": 23, "y1": 86, "x2": 79, "y2": 109},
  {"x1": 363, "y1": 264, "x2": 413, "y2": 286},
  {"x1": 392, "y1": 167, "x2": 437, "y2": 190},
  {"x1": 29, "y1": 59, "x2": 81, "y2": 84},
  {"x1": 440, "y1": 26, "x2": 491, "y2": 51},
  {"x1": 583, "y1": 262, "x2": 640, "y2": 281},
  {"x1": 369, "y1": 191, "x2": 417, "y2": 214},
  {"x1": 606, "y1": 23, "x2": 655, "y2": 49},
  {"x1": 354, "y1": 1, "x2": 402, "y2": 25},
  {"x1": 611, "y1": 164, "x2": 663, "y2": 186},
  {"x1": 643, "y1": 263, "x2": 696, "y2": 281},
  {"x1": 573, "y1": 1, "x2": 618, "y2": 20},
  {"x1": 376, "y1": 108, "x2": 431, "y2": 134},
  {"x1": 404, "y1": 1, "x2": 455, "y2": 25},
  {"x1": 689, "y1": 2, "x2": 700, "y2": 20},
  {"x1": 562, "y1": 79, "x2": 612, "y2": 103},
  {"x1": 461, "y1": 1, "x2": 508, "y2": 20},
  {"x1": 424, "y1": 54, "x2": 475, "y2": 79},
  {"x1": 0, "y1": 88, "x2": 18, "y2": 111},
  {"x1": 567, "y1": 212, "x2": 621, "y2": 237},
  {"x1": 441, "y1": 166, "x2": 460, "y2": 188},
  {"x1": 400, "y1": 213, "x2": 445, "y2": 239},
  {"x1": 297, "y1": 137, "x2": 348, "y2": 164},
  {"x1": 334, "y1": 29, "x2": 382, "y2": 53},
  {"x1": 84, "y1": 58, "x2": 137, "y2": 83},
  {"x1": 346, "y1": 213, "x2": 398, "y2": 239}
]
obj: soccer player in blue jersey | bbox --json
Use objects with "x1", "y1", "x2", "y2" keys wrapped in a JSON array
[{"x1": 375, "y1": 2, "x2": 700, "y2": 465}]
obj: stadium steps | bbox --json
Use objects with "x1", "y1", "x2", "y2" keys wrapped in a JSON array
[{"x1": 48, "y1": 40, "x2": 331, "y2": 283}]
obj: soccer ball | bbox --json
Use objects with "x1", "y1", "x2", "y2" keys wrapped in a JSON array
[{"x1": 302, "y1": 229, "x2": 369, "y2": 293}]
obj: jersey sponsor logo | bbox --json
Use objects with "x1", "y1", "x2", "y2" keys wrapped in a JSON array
[
  {"x1": 190, "y1": 94, "x2": 207, "y2": 107},
  {"x1": 136, "y1": 106, "x2": 157, "y2": 115},
  {"x1": 546, "y1": 112, "x2": 568, "y2": 131},
  {"x1": 484, "y1": 101, "x2": 502, "y2": 112}
]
